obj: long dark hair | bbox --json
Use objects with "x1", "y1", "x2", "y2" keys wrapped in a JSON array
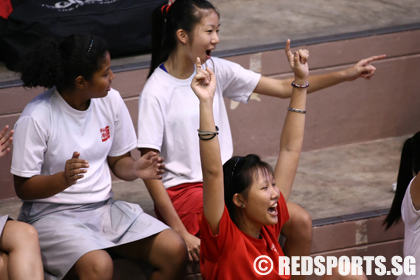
[
  {"x1": 19, "y1": 34, "x2": 108, "y2": 92},
  {"x1": 384, "y1": 132, "x2": 420, "y2": 230},
  {"x1": 148, "y1": 0, "x2": 219, "y2": 78},
  {"x1": 223, "y1": 154, "x2": 274, "y2": 226}
]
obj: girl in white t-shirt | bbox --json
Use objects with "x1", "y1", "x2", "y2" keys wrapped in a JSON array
[
  {"x1": 0, "y1": 125, "x2": 43, "y2": 280},
  {"x1": 138, "y1": 0, "x2": 385, "y2": 272},
  {"x1": 12, "y1": 34, "x2": 187, "y2": 280},
  {"x1": 384, "y1": 132, "x2": 420, "y2": 279}
]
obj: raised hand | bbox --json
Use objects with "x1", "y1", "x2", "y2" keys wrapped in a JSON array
[
  {"x1": 284, "y1": 39, "x2": 309, "y2": 81},
  {"x1": 63, "y1": 151, "x2": 89, "y2": 186},
  {"x1": 345, "y1": 54, "x2": 386, "y2": 81},
  {"x1": 134, "y1": 151, "x2": 164, "y2": 180},
  {"x1": 0, "y1": 125, "x2": 13, "y2": 158},
  {"x1": 191, "y1": 57, "x2": 217, "y2": 101}
]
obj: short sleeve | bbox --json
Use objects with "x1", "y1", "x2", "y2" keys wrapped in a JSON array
[
  {"x1": 401, "y1": 178, "x2": 420, "y2": 232},
  {"x1": 200, "y1": 206, "x2": 239, "y2": 262},
  {"x1": 137, "y1": 95, "x2": 164, "y2": 152},
  {"x1": 206, "y1": 58, "x2": 261, "y2": 103},
  {"x1": 11, "y1": 116, "x2": 48, "y2": 178},
  {"x1": 108, "y1": 94, "x2": 137, "y2": 157}
]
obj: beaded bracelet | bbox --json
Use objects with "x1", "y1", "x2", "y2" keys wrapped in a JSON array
[
  {"x1": 198, "y1": 126, "x2": 219, "y2": 141},
  {"x1": 291, "y1": 81, "x2": 310, "y2": 88},
  {"x1": 287, "y1": 107, "x2": 306, "y2": 114}
]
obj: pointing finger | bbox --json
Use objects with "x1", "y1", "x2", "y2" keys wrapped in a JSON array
[
  {"x1": 285, "y1": 39, "x2": 293, "y2": 61},
  {"x1": 196, "y1": 57, "x2": 202, "y2": 70},
  {"x1": 364, "y1": 54, "x2": 386, "y2": 64}
]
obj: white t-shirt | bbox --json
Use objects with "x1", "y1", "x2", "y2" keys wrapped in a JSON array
[
  {"x1": 137, "y1": 57, "x2": 261, "y2": 188},
  {"x1": 399, "y1": 178, "x2": 420, "y2": 279},
  {"x1": 11, "y1": 87, "x2": 137, "y2": 204}
]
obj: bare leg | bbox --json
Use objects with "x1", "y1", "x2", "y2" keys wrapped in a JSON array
[
  {"x1": 108, "y1": 229, "x2": 188, "y2": 280},
  {"x1": 281, "y1": 201, "x2": 313, "y2": 280},
  {"x1": 64, "y1": 250, "x2": 113, "y2": 280},
  {"x1": 0, "y1": 221, "x2": 43, "y2": 280},
  {"x1": 0, "y1": 251, "x2": 9, "y2": 280}
]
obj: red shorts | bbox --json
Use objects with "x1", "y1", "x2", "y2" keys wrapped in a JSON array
[{"x1": 155, "y1": 182, "x2": 203, "y2": 238}]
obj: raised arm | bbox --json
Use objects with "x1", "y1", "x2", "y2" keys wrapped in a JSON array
[
  {"x1": 274, "y1": 40, "x2": 309, "y2": 201},
  {"x1": 254, "y1": 40, "x2": 385, "y2": 98},
  {"x1": 191, "y1": 58, "x2": 223, "y2": 235}
]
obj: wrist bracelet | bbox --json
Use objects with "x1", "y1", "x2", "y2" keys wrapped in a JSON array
[
  {"x1": 198, "y1": 126, "x2": 219, "y2": 140},
  {"x1": 291, "y1": 81, "x2": 309, "y2": 88},
  {"x1": 287, "y1": 107, "x2": 306, "y2": 114}
]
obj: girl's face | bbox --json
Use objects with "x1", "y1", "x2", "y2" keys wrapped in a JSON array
[
  {"x1": 186, "y1": 9, "x2": 220, "y2": 65},
  {"x1": 85, "y1": 51, "x2": 114, "y2": 99},
  {"x1": 241, "y1": 169, "x2": 280, "y2": 228}
]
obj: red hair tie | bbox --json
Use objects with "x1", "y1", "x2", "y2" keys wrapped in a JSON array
[{"x1": 161, "y1": 0, "x2": 174, "y2": 14}]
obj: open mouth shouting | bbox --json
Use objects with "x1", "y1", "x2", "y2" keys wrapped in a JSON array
[{"x1": 268, "y1": 202, "x2": 278, "y2": 216}]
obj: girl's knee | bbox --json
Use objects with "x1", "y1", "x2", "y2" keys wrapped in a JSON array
[
  {"x1": 20, "y1": 223, "x2": 39, "y2": 241},
  {"x1": 297, "y1": 209, "x2": 313, "y2": 237},
  {"x1": 0, "y1": 251, "x2": 9, "y2": 279},
  {"x1": 289, "y1": 206, "x2": 313, "y2": 241},
  {"x1": 164, "y1": 230, "x2": 188, "y2": 262},
  {"x1": 75, "y1": 250, "x2": 113, "y2": 280},
  {"x1": 153, "y1": 229, "x2": 188, "y2": 269},
  {"x1": 6, "y1": 221, "x2": 38, "y2": 239}
]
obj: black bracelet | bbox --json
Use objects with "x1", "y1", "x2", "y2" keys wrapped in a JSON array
[
  {"x1": 198, "y1": 126, "x2": 219, "y2": 140},
  {"x1": 291, "y1": 81, "x2": 309, "y2": 88},
  {"x1": 198, "y1": 133, "x2": 218, "y2": 141},
  {"x1": 287, "y1": 107, "x2": 306, "y2": 114}
]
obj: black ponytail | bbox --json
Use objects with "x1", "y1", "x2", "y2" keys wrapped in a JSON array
[
  {"x1": 384, "y1": 132, "x2": 420, "y2": 230},
  {"x1": 20, "y1": 34, "x2": 108, "y2": 92},
  {"x1": 148, "y1": 0, "x2": 219, "y2": 78},
  {"x1": 19, "y1": 39, "x2": 62, "y2": 89}
]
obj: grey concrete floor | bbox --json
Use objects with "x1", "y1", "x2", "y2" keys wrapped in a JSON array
[
  {"x1": 0, "y1": 135, "x2": 408, "y2": 221},
  {"x1": 1, "y1": 0, "x2": 419, "y2": 82}
]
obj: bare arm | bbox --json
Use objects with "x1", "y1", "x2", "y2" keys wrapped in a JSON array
[
  {"x1": 140, "y1": 148, "x2": 201, "y2": 262},
  {"x1": 254, "y1": 41, "x2": 385, "y2": 99},
  {"x1": 410, "y1": 175, "x2": 420, "y2": 210},
  {"x1": 274, "y1": 41, "x2": 309, "y2": 202},
  {"x1": 107, "y1": 150, "x2": 164, "y2": 181},
  {"x1": 14, "y1": 151, "x2": 88, "y2": 200},
  {"x1": 191, "y1": 58, "x2": 224, "y2": 236}
]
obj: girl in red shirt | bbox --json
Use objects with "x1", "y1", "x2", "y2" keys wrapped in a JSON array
[{"x1": 192, "y1": 41, "x2": 367, "y2": 280}]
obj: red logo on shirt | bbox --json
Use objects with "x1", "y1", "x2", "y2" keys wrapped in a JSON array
[
  {"x1": 270, "y1": 244, "x2": 279, "y2": 255},
  {"x1": 100, "y1": 126, "x2": 110, "y2": 142}
]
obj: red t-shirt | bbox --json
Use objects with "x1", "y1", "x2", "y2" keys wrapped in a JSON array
[{"x1": 200, "y1": 193, "x2": 290, "y2": 280}]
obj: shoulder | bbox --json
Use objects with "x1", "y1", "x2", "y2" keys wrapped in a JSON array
[
  {"x1": 95, "y1": 88, "x2": 124, "y2": 109},
  {"x1": 205, "y1": 57, "x2": 244, "y2": 71},
  {"x1": 402, "y1": 178, "x2": 420, "y2": 218},
  {"x1": 141, "y1": 68, "x2": 171, "y2": 99},
  {"x1": 104, "y1": 88, "x2": 123, "y2": 103},
  {"x1": 19, "y1": 88, "x2": 54, "y2": 121},
  {"x1": 14, "y1": 88, "x2": 55, "y2": 137}
]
